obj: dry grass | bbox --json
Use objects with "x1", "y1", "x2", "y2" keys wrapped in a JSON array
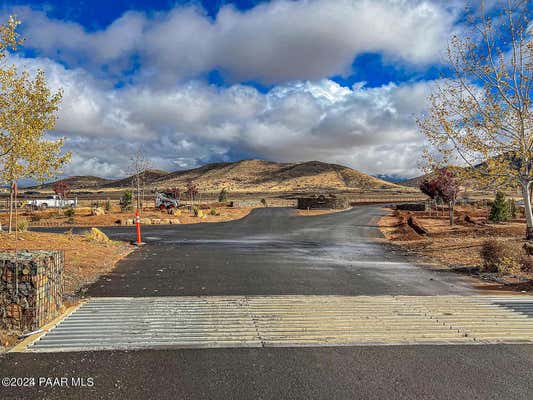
[
  {"x1": 0, "y1": 231, "x2": 133, "y2": 296},
  {"x1": 0, "y1": 205, "x2": 252, "y2": 227}
]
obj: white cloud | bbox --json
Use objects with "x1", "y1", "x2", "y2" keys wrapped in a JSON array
[
  {"x1": 13, "y1": 0, "x2": 456, "y2": 84},
  {"x1": 0, "y1": 0, "x2": 460, "y2": 179},
  {"x1": 13, "y1": 55, "x2": 432, "y2": 178}
]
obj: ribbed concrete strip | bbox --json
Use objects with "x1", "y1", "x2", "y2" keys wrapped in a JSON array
[{"x1": 24, "y1": 296, "x2": 533, "y2": 352}]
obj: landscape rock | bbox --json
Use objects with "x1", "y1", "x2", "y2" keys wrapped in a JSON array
[
  {"x1": 84, "y1": 228, "x2": 110, "y2": 243},
  {"x1": 91, "y1": 207, "x2": 106, "y2": 216}
]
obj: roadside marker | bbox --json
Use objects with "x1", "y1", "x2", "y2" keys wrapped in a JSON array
[{"x1": 134, "y1": 209, "x2": 145, "y2": 246}]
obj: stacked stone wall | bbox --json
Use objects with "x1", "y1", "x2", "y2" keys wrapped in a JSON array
[{"x1": 0, "y1": 251, "x2": 63, "y2": 332}]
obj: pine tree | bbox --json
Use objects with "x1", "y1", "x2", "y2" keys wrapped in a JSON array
[{"x1": 489, "y1": 192, "x2": 510, "y2": 223}]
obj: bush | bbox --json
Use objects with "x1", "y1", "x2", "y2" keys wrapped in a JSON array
[
  {"x1": 104, "y1": 199, "x2": 112, "y2": 212},
  {"x1": 83, "y1": 227, "x2": 110, "y2": 243},
  {"x1": 489, "y1": 191, "x2": 510, "y2": 222},
  {"x1": 209, "y1": 208, "x2": 218, "y2": 216},
  {"x1": 508, "y1": 199, "x2": 517, "y2": 219},
  {"x1": 64, "y1": 208, "x2": 75, "y2": 218},
  {"x1": 480, "y1": 240, "x2": 523, "y2": 273},
  {"x1": 218, "y1": 188, "x2": 228, "y2": 203},
  {"x1": 120, "y1": 191, "x2": 133, "y2": 212},
  {"x1": 17, "y1": 219, "x2": 29, "y2": 232},
  {"x1": 192, "y1": 205, "x2": 200, "y2": 217},
  {"x1": 260, "y1": 198, "x2": 267, "y2": 207}
]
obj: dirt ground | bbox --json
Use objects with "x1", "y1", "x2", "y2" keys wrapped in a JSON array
[
  {"x1": 0, "y1": 205, "x2": 252, "y2": 228},
  {"x1": 295, "y1": 208, "x2": 347, "y2": 216},
  {"x1": 379, "y1": 205, "x2": 531, "y2": 290}
]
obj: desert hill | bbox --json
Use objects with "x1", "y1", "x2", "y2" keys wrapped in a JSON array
[
  {"x1": 31, "y1": 159, "x2": 407, "y2": 193},
  {"x1": 400, "y1": 174, "x2": 428, "y2": 188},
  {"x1": 148, "y1": 160, "x2": 402, "y2": 192},
  {"x1": 100, "y1": 169, "x2": 169, "y2": 188},
  {"x1": 32, "y1": 175, "x2": 113, "y2": 190}
]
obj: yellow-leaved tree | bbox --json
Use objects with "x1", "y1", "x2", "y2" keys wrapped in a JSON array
[
  {"x1": 0, "y1": 16, "x2": 70, "y2": 232},
  {"x1": 418, "y1": 1, "x2": 533, "y2": 239}
]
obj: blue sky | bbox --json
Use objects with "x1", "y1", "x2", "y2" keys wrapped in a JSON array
[{"x1": 0, "y1": 0, "x2": 476, "y2": 179}]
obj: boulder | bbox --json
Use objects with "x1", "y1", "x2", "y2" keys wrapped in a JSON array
[
  {"x1": 84, "y1": 227, "x2": 110, "y2": 243},
  {"x1": 91, "y1": 207, "x2": 106, "y2": 216}
]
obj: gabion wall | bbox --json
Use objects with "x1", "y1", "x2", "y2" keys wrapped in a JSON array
[
  {"x1": 297, "y1": 196, "x2": 348, "y2": 210},
  {"x1": 0, "y1": 250, "x2": 64, "y2": 332}
]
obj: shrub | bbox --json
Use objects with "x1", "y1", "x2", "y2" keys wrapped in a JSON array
[
  {"x1": 507, "y1": 199, "x2": 517, "y2": 219},
  {"x1": 489, "y1": 191, "x2": 510, "y2": 222},
  {"x1": 480, "y1": 240, "x2": 522, "y2": 273},
  {"x1": 209, "y1": 208, "x2": 218, "y2": 216},
  {"x1": 260, "y1": 198, "x2": 267, "y2": 207},
  {"x1": 64, "y1": 208, "x2": 75, "y2": 218},
  {"x1": 192, "y1": 205, "x2": 200, "y2": 216},
  {"x1": 120, "y1": 191, "x2": 133, "y2": 212},
  {"x1": 83, "y1": 227, "x2": 110, "y2": 243},
  {"x1": 104, "y1": 199, "x2": 112, "y2": 212},
  {"x1": 218, "y1": 188, "x2": 228, "y2": 203},
  {"x1": 17, "y1": 219, "x2": 29, "y2": 232}
]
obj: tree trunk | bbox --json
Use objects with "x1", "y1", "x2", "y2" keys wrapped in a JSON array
[
  {"x1": 449, "y1": 200, "x2": 454, "y2": 226},
  {"x1": 8, "y1": 182, "x2": 13, "y2": 233},
  {"x1": 522, "y1": 182, "x2": 533, "y2": 240}
]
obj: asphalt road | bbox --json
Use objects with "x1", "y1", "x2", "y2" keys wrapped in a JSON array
[
  {"x1": 79, "y1": 206, "x2": 476, "y2": 296},
  {"x1": 3, "y1": 206, "x2": 532, "y2": 399},
  {"x1": 2, "y1": 345, "x2": 533, "y2": 400}
]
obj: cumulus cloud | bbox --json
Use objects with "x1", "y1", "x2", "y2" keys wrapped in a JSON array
[
  {"x1": 13, "y1": 54, "x2": 433, "y2": 179},
  {"x1": 0, "y1": 0, "x2": 461, "y2": 179},
  {"x1": 13, "y1": 0, "x2": 456, "y2": 84}
]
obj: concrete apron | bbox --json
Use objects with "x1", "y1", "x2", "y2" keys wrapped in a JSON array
[{"x1": 15, "y1": 295, "x2": 533, "y2": 352}]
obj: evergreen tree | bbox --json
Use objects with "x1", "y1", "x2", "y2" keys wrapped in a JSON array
[{"x1": 489, "y1": 192, "x2": 510, "y2": 222}]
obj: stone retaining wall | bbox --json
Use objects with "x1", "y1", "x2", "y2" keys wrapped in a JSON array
[
  {"x1": 297, "y1": 196, "x2": 349, "y2": 210},
  {"x1": 0, "y1": 251, "x2": 63, "y2": 332}
]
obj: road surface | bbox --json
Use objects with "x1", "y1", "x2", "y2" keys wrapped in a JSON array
[
  {"x1": 49, "y1": 206, "x2": 477, "y2": 296},
  {"x1": 2, "y1": 206, "x2": 533, "y2": 399}
]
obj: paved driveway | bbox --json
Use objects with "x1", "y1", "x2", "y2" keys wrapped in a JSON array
[{"x1": 83, "y1": 206, "x2": 476, "y2": 296}]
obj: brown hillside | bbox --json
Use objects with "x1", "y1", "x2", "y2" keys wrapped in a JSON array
[
  {"x1": 101, "y1": 169, "x2": 169, "y2": 188},
  {"x1": 31, "y1": 160, "x2": 406, "y2": 194},
  {"x1": 32, "y1": 176, "x2": 113, "y2": 190},
  {"x1": 149, "y1": 159, "x2": 401, "y2": 192}
]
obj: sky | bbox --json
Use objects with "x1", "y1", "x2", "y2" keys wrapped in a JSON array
[{"x1": 0, "y1": 0, "x2": 484, "y2": 179}]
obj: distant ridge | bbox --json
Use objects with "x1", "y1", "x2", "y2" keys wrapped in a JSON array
[
  {"x1": 32, "y1": 176, "x2": 113, "y2": 190},
  {"x1": 100, "y1": 169, "x2": 169, "y2": 188},
  {"x1": 32, "y1": 159, "x2": 407, "y2": 193}
]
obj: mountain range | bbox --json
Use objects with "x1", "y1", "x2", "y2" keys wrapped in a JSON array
[{"x1": 32, "y1": 159, "x2": 410, "y2": 193}]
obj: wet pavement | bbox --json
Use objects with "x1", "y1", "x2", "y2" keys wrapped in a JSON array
[{"x1": 80, "y1": 206, "x2": 477, "y2": 297}]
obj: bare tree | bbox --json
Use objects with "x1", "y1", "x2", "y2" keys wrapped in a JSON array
[
  {"x1": 418, "y1": 1, "x2": 533, "y2": 239},
  {"x1": 128, "y1": 149, "x2": 151, "y2": 214}
]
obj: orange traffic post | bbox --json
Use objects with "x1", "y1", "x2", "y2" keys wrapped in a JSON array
[{"x1": 134, "y1": 209, "x2": 144, "y2": 245}]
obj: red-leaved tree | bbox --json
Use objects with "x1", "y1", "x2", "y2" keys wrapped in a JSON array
[
  {"x1": 420, "y1": 169, "x2": 460, "y2": 225},
  {"x1": 53, "y1": 181, "x2": 70, "y2": 200}
]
